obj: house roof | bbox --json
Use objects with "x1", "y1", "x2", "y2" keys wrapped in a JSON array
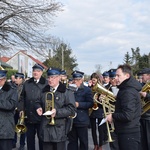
[
  {"x1": 1, "y1": 50, "x2": 48, "y2": 70},
  {"x1": 1, "y1": 56, "x2": 10, "y2": 62},
  {"x1": 28, "y1": 54, "x2": 48, "y2": 70}
]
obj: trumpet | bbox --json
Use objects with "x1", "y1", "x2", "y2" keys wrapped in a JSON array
[
  {"x1": 45, "y1": 92, "x2": 55, "y2": 125},
  {"x1": 15, "y1": 111, "x2": 27, "y2": 134}
]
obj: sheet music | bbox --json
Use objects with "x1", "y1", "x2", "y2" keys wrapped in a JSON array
[
  {"x1": 99, "y1": 118, "x2": 107, "y2": 126},
  {"x1": 43, "y1": 111, "x2": 54, "y2": 116}
]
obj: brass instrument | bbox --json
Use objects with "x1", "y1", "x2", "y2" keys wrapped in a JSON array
[
  {"x1": 102, "y1": 100, "x2": 114, "y2": 142},
  {"x1": 45, "y1": 92, "x2": 55, "y2": 125},
  {"x1": 92, "y1": 83, "x2": 116, "y2": 142},
  {"x1": 61, "y1": 79, "x2": 69, "y2": 88},
  {"x1": 92, "y1": 83, "x2": 115, "y2": 101},
  {"x1": 15, "y1": 111, "x2": 27, "y2": 134},
  {"x1": 141, "y1": 82, "x2": 150, "y2": 115},
  {"x1": 91, "y1": 83, "x2": 115, "y2": 110}
]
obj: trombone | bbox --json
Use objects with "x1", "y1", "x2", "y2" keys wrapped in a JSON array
[{"x1": 45, "y1": 92, "x2": 55, "y2": 125}]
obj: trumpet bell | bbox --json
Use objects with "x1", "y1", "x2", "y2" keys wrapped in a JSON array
[
  {"x1": 15, "y1": 111, "x2": 27, "y2": 134},
  {"x1": 15, "y1": 124, "x2": 27, "y2": 134}
]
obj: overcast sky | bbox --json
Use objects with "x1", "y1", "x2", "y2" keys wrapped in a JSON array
[{"x1": 50, "y1": 0, "x2": 150, "y2": 75}]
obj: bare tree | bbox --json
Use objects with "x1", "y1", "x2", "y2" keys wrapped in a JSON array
[{"x1": 0, "y1": 0, "x2": 63, "y2": 52}]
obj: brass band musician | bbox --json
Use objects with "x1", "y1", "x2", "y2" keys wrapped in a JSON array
[
  {"x1": 0, "y1": 70, "x2": 18, "y2": 150},
  {"x1": 138, "y1": 68, "x2": 150, "y2": 150},
  {"x1": 89, "y1": 72, "x2": 107, "y2": 150},
  {"x1": 36, "y1": 67, "x2": 76, "y2": 150}
]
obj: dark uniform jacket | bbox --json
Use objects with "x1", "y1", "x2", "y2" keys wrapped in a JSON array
[
  {"x1": 0, "y1": 82, "x2": 18, "y2": 139},
  {"x1": 35, "y1": 82, "x2": 76, "y2": 142},
  {"x1": 20, "y1": 76, "x2": 47, "y2": 123},
  {"x1": 112, "y1": 76, "x2": 142, "y2": 134},
  {"x1": 73, "y1": 83, "x2": 93, "y2": 127}
]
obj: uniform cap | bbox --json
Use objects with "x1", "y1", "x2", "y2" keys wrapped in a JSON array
[
  {"x1": 61, "y1": 70, "x2": 67, "y2": 75},
  {"x1": 102, "y1": 71, "x2": 109, "y2": 77},
  {"x1": 72, "y1": 70, "x2": 84, "y2": 79},
  {"x1": 0, "y1": 70, "x2": 7, "y2": 79},
  {"x1": 15, "y1": 72, "x2": 24, "y2": 79},
  {"x1": 69, "y1": 78, "x2": 73, "y2": 82},
  {"x1": 138, "y1": 68, "x2": 150, "y2": 75},
  {"x1": 47, "y1": 67, "x2": 61, "y2": 76},
  {"x1": 108, "y1": 69, "x2": 117, "y2": 78},
  {"x1": 32, "y1": 63, "x2": 44, "y2": 71}
]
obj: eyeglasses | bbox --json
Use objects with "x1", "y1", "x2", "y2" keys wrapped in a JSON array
[
  {"x1": 110, "y1": 78, "x2": 116, "y2": 80},
  {"x1": 0, "y1": 78, "x2": 5, "y2": 81}
]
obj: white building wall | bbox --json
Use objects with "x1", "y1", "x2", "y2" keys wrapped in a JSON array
[{"x1": 7, "y1": 51, "x2": 36, "y2": 77}]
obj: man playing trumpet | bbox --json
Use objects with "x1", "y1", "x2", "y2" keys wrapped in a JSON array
[{"x1": 36, "y1": 67, "x2": 76, "y2": 150}]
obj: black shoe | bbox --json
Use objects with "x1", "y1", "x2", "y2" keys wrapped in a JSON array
[{"x1": 19, "y1": 145, "x2": 25, "y2": 150}]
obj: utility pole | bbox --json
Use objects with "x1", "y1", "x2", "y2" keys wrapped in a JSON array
[{"x1": 61, "y1": 44, "x2": 64, "y2": 70}]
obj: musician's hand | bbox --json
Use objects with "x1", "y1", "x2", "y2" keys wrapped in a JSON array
[
  {"x1": 75, "y1": 102, "x2": 79, "y2": 108},
  {"x1": 51, "y1": 108, "x2": 56, "y2": 117},
  {"x1": 36, "y1": 108, "x2": 43, "y2": 116},
  {"x1": 106, "y1": 114, "x2": 113, "y2": 123},
  {"x1": 19, "y1": 111, "x2": 24, "y2": 117},
  {"x1": 140, "y1": 91, "x2": 147, "y2": 98}
]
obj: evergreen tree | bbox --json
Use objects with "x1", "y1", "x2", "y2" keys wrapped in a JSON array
[{"x1": 43, "y1": 43, "x2": 78, "y2": 77}]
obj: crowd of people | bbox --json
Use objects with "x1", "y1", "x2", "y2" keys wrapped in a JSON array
[{"x1": 0, "y1": 63, "x2": 150, "y2": 150}]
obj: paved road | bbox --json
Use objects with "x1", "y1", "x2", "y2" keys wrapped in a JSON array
[{"x1": 13, "y1": 129, "x2": 110, "y2": 150}]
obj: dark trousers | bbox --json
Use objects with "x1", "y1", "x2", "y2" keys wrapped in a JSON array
[
  {"x1": 43, "y1": 141, "x2": 66, "y2": 150},
  {"x1": 140, "y1": 119, "x2": 150, "y2": 150},
  {"x1": 109, "y1": 132, "x2": 119, "y2": 150},
  {"x1": 90, "y1": 118, "x2": 107, "y2": 147},
  {"x1": 0, "y1": 139, "x2": 13, "y2": 150},
  {"x1": 117, "y1": 132, "x2": 141, "y2": 150},
  {"x1": 13, "y1": 111, "x2": 26, "y2": 146},
  {"x1": 67, "y1": 125, "x2": 88, "y2": 150},
  {"x1": 26, "y1": 123, "x2": 43, "y2": 150}
]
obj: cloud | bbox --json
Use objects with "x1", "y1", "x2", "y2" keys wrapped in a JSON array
[{"x1": 51, "y1": 0, "x2": 150, "y2": 75}]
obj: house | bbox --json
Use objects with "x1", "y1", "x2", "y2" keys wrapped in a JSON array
[{"x1": 1, "y1": 50, "x2": 48, "y2": 77}]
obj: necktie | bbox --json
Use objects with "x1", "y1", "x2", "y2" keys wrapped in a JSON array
[{"x1": 34, "y1": 79, "x2": 37, "y2": 83}]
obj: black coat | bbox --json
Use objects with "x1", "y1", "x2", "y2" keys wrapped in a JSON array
[
  {"x1": 73, "y1": 83, "x2": 94, "y2": 127},
  {"x1": 20, "y1": 76, "x2": 47, "y2": 123},
  {"x1": 112, "y1": 76, "x2": 142, "y2": 134},
  {"x1": 35, "y1": 82, "x2": 76, "y2": 142},
  {"x1": 0, "y1": 82, "x2": 18, "y2": 139}
]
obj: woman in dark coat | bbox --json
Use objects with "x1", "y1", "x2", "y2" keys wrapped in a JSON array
[{"x1": 89, "y1": 73, "x2": 107, "y2": 150}]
